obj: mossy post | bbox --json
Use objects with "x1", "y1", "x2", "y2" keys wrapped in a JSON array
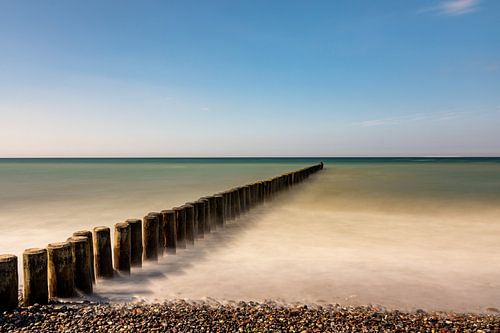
[
  {"x1": 148, "y1": 212, "x2": 165, "y2": 256},
  {"x1": 173, "y1": 207, "x2": 186, "y2": 249},
  {"x1": 193, "y1": 201, "x2": 205, "y2": 239},
  {"x1": 72, "y1": 230, "x2": 95, "y2": 283},
  {"x1": 127, "y1": 219, "x2": 143, "y2": 268},
  {"x1": 0, "y1": 254, "x2": 18, "y2": 310},
  {"x1": 23, "y1": 248, "x2": 48, "y2": 306},
  {"x1": 143, "y1": 215, "x2": 159, "y2": 261},
  {"x1": 47, "y1": 242, "x2": 75, "y2": 298},
  {"x1": 184, "y1": 204, "x2": 195, "y2": 245},
  {"x1": 68, "y1": 236, "x2": 93, "y2": 294},
  {"x1": 93, "y1": 226, "x2": 114, "y2": 279},
  {"x1": 162, "y1": 210, "x2": 177, "y2": 254},
  {"x1": 114, "y1": 222, "x2": 131, "y2": 274},
  {"x1": 215, "y1": 195, "x2": 224, "y2": 228}
]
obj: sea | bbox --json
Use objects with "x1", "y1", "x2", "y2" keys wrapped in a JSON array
[{"x1": 1, "y1": 157, "x2": 499, "y2": 313}]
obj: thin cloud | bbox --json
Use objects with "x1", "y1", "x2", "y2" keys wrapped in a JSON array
[{"x1": 419, "y1": 0, "x2": 480, "y2": 16}]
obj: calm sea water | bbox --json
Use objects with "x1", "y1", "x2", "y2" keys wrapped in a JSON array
[{"x1": 1, "y1": 158, "x2": 499, "y2": 312}]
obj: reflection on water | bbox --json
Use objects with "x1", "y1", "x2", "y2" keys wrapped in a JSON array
[{"x1": 1, "y1": 158, "x2": 500, "y2": 313}]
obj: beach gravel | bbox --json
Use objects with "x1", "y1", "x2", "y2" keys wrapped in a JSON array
[{"x1": 1, "y1": 300, "x2": 499, "y2": 332}]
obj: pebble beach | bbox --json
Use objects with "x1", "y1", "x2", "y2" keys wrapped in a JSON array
[{"x1": 1, "y1": 300, "x2": 499, "y2": 333}]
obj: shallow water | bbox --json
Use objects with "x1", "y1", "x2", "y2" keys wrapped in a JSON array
[{"x1": 1, "y1": 158, "x2": 500, "y2": 313}]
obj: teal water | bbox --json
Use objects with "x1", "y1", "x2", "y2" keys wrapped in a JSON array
[{"x1": 1, "y1": 158, "x2": 499, "y2": 312}]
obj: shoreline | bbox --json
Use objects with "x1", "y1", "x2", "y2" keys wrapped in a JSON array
[{"x1": 1, "y1": 300, "x2": 499, "y2": 332}]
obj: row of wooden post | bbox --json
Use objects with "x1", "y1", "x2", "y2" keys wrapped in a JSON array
[{"x1": 0, "y1": 162, "x2": 323, "y2": 311}]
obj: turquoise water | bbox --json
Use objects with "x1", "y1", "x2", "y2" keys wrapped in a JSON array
[{"x1": 1, "y1": 158, "x2": 499, "y2": 312}]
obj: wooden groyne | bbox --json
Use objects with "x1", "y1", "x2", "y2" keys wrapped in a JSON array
[{"x1": 0, "y1": 163, "x2": 323, "y2": 310}]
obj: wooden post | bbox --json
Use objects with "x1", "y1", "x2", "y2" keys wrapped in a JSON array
[
  {"x1": 173, "y1": 207, "x2": 186, "y2": 249},
  {"x1": 244, "y1": 186, "x2": 251, "y2": 211},
  {"x1": 239, "y1": 187, "x2": 246, "y2": 213},
  {"x1": 215, "y1": 195, "x2": 224, "y2": 228},
  {"x1": 148, "y1": 212, "x2": 165, "y2": 256},
  {"x1": 73, "y1": 230, "x2": 95, "y2": 283},
  {"x1": 193, "y1": 201, "x2": 205, "y2": 238},
  {"x1": 23, "y1": 248, "x2": 48, "y2": 306},
  {"x1": 93, "y1": 227, "x2": 114, "y2": 279},
  {"x1": 221, "y1": 191, "x2": 229, "y2": 221},
  {"x1": 184, "y1": 204, "x2": 195, "y2": 246},
  {"x1": 114, "y1": 222, "x2": 131, "y2": 274},
  {"x1": 68, "y1": 236, "x2": 93, "y2": 294},
  {"x1": 207, "y1": 196, "x2": 217, "y2": 230},
  {"x1": 200, "y1": 198, "x2": 211, "y2": 233},
  {"x1": 127, "y1": 219, "x2": 143, "y2": 268},
  {"x1": 47, "y1": 242, "x2": 75, "y2": 298},
  {"x1": 0, "y1": 254, "x2": 18, "y2": 310},
  {"x1": 162, "y1": 210, "x2": 177, "y2": 254},
  {"x1": 143, "y1": 215, "x2": 159, "y2": 261}
]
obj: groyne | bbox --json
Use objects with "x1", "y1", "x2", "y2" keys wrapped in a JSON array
[{"x1": 0, "y1": 163, "x2": 323, "y2": 310}]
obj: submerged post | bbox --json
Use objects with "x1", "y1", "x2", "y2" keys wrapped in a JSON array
[
  {"x1": 47, "y1": 242, "x2": 75, "y2": 298},
  {"x1": 93, "y1": 226, "x2": 114, "y2": 279},
  {"x1": 127, "y1": 219, "x2": 143, "y2": 268},
  {"x1": 162, "y1": 210, "x2": 177, "y2": 254},
  {"x1": 143, "y1": 215, "x2": 159, "y2": 261},
  {"x1": 68, "y1": 236, "x2": 93, "y2": 294},
  {"x1": 72, "y1": 230, "x2": 95, "y2": 283},
  {"x1": 114, "y1": 222, "x2": 131, "y2": 274},
  {"x1": 23, "y1": 248, "x2": 48, "y2": 306},
  {"x1": 0, "y1": 254, "x2": 18, "y2": 310}
]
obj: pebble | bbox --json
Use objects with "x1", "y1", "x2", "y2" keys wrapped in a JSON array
[{"x1": 0, "y1": 301, "x2": 499, "y2": 332}]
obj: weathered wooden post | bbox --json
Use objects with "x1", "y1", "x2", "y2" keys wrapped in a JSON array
[
  {"x1": 0, "y1": 254, "x2": 18, "y2": 310},
  {"x1": 244, "y1": 186, "x2": 251, "y2": 211},
  {"x1": 200, "y1": 198, "x2": 211, "y2": 233},
  {"x1": 193, "y1": 200, "x2": 205, "y2": 238},
  {"x1": 113, "y1": 222, "x2": 131, "y2": 274},
  {"x1": 93, "y1": 227, "x2": 114, "y2": 278},
  {"x1": 184, "y1": 204, "x2": 195, "y2": 245},
  {"x1": 23, "y1": 248, "x2": 48, "y2": 306},
  {"x1": 143, "y1": 215, "x2": 159, "y2": 261},
  {"x1": 215, "y1": 195, "x2": 224, "y2": 228},
  {"x1": 68, "y1": 236, "x2": 92, "y2": 294},
  {"x1": 207, "y1": 196, "x2": 217, "y2": 230},
  {"x1": 148, "y1": 212, "x2": 165, "y2": 256},
  {"x1": 72, "y1": 230, "x2": 95, "y2": 283},
  {"x1": 47, "y1": 242, "x2": 75, "y2": 298},
  {"x1": 173, "y1": 207, "x2": 186, "y2": 249},
  {"x1": 239, "y1": 187, "x2": 247, "y2": 213},
  {"x1": 127, "y1": 219, "x2": 143, "y2": 267},
  {"x1": 162, "y1": 210, "x2": 177, "y2": 254}
]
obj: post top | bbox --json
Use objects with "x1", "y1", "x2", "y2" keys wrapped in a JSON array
[
  {"x1": 47, "y1": 242, "x2": 70, "y2": 249},
  {"x1": 73, "y1": 230, "x2": 91, "y2": 237},
  {"x1": 126, "y1": 218, "x2": 142, "y2": 224},
  {"x1": 93, "y1": 226, "x2": 110, "y2": 233},
  {"x1": 68, "y1": 236, "x2": 87, "y2": 243},
  {"x1": 0, "y1": 254, "x2": 17, "y2": 263},
  {"x1": 23, "y1": 248, "x2": 46, "y2": 255},
  {"x1": 115, "y1": 222, "x2": 129, "y2": 229}
]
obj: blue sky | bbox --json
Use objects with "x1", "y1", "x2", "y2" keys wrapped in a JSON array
[{"x1": 0, "y1": 0, "x2": 499, "y2": 156}]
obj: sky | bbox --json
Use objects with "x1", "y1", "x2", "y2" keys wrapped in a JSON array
[{"x1": 0, "y1": 0, "x2": 499, "y2": 157}]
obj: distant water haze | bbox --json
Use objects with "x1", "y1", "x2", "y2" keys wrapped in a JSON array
[{"x1": 1, "y1": 158, "x2": 499, "y2": 313}]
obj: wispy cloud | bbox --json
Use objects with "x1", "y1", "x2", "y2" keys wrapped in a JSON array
[
  {"x1": 355, "y1": 110, "x2": 469, "y2": 127},
  {"x1": 419, "y1": 0, "x2": 480, "y2": 16}
]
